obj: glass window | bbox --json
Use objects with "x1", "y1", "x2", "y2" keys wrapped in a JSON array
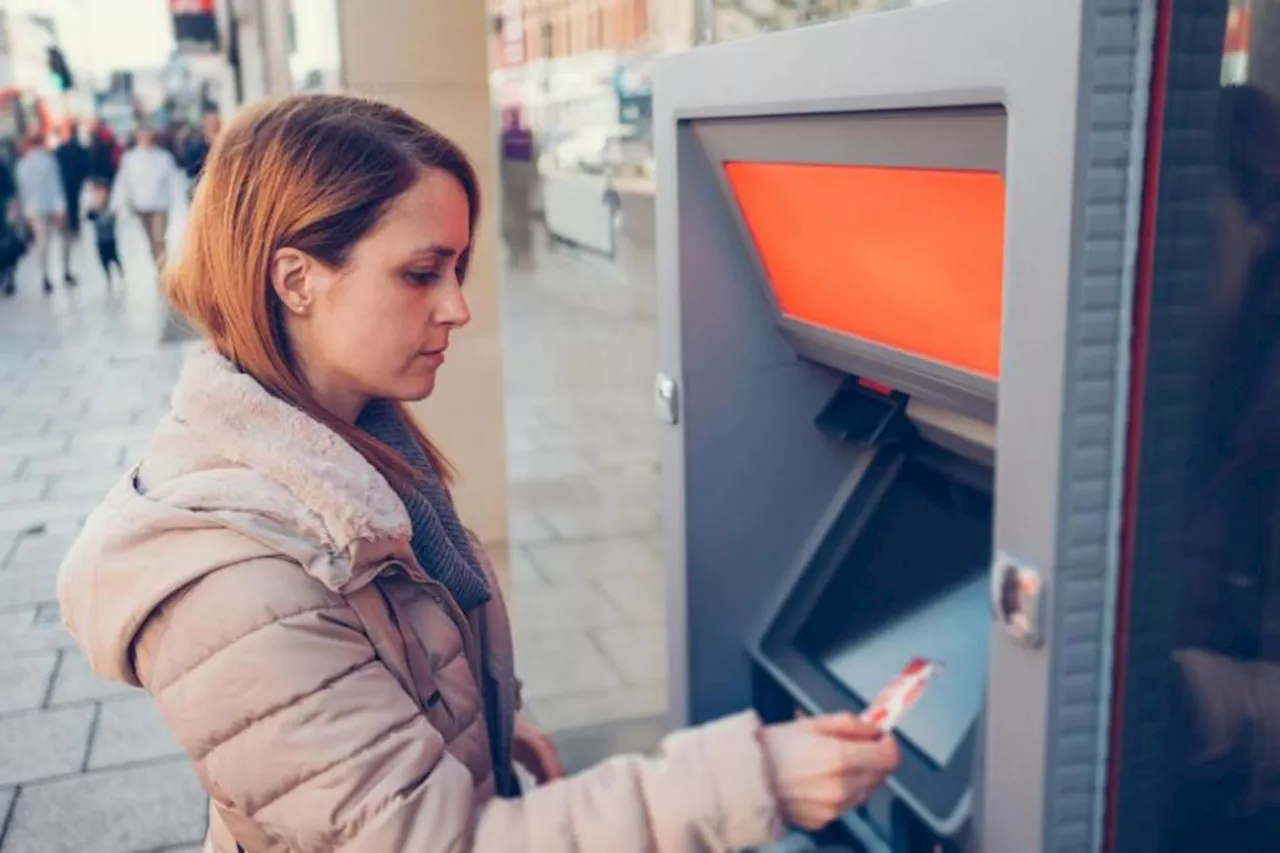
[
  {"x1": 491, "y1": 0, "x2": 667, "y2": 732},
  {"x1": 1113, "y1": 3, "x2": 1280, "y2": 852}
]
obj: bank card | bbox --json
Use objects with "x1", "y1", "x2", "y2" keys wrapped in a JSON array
[{"x1": 860, "y1": 657, "x2": 943, "y2": 733}]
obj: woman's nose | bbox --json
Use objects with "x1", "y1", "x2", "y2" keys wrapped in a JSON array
[{"x1": 435, "y1": 280, "x2": 471, "y2": 328}]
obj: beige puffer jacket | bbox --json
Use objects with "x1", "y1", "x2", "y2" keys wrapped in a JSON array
[{"x1": 57, "y1": 345, "x2": 783, "y2": 853}]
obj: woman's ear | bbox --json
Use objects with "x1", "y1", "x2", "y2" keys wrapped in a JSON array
[{"x1": 270, "y1": 248, "x2": 313, "y2": 316}]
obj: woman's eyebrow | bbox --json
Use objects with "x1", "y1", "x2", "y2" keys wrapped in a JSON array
[{"x1": 406, "y1": 245, "x2": 458, "y2": 260}]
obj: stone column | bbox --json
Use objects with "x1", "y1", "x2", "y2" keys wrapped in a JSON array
[
  {"x1": 259, "y1": 0, "x2": 294, "y2": 96},
  {"x1": 337, "y1": 0, "x2": 510, "y2": 568}
]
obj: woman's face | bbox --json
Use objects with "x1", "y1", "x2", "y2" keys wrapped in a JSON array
[{"x1": 277, "y1": 168, "x2": 473, "y2": 422}]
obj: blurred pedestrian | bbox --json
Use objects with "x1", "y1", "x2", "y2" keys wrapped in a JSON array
[
  {"x1": 112, "y1": 124, "x2": 178, "y2": 267},
  {"x1": 57, "y1": 94, "x2": 900, "y2": 853},
  {"x1": 87, "y1": 120, "x2": 120, "y2": 185},
  {"x1": 500, "y1": 109, "x2": 538, "y2": 269},
  {"x1": 0, "y1": 155, "x2": 23, "y2": 297},
  {"x1": 183, "y1": 108, "x2": 221, "y2": 186},
  {"x1": 85, "y1": 178, "x2": 122, "y2": 286},
  {"x1": 16, "y1": 133, "x2": 72, "y2": 293},
  {"x1": 0, "y1": 151, "x2": 15, "y2": 209},
  {"x1": 0, "y1": 149, "x2": 16, "y2": 224},
  {"x1": 55, "y1": 121, "x2": 90, "y2": 239}
]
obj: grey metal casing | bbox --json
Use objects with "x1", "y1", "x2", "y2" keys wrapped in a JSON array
[{"x1": 655, "y1": 0, "x2": 1154, "y2": 849}]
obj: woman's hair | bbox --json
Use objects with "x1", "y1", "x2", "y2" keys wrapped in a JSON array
[{"x1": 166, "y1": 94, "x2": 481, "y2": 490}]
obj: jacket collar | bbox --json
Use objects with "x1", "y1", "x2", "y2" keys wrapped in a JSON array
[{"x1": 170, "y1": 343, "x2": 413, "y2": 566}]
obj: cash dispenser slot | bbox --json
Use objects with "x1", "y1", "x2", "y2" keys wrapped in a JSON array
[
  {"x1": 752, "y1": 385, "x2": 994, "y2": 848},
  {"x1": 815, "y1": 378, "x2": 912, "y2": 448}
]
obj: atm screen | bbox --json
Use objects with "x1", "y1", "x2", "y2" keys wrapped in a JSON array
[
  {"x1": 795, "y1": 457, "x2": 992, "y2": 768},
  {"x1": 724, "y1": 161, "x2": 1005, "y2": 379}
]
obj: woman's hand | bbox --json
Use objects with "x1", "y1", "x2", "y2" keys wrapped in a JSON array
[
  {"x1": 513, "y1": 713, "x2": 565, "y2": 785},
  {"x1": 760, "y1": 712, "x2": 900, "y2": 831}
]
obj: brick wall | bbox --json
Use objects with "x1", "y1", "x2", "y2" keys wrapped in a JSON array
[{"x1": 492, "y1": 0, "x2": 650, "y2": 69}]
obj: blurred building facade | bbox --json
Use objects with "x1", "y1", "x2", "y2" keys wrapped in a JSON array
[
  {"x1": 0, "y1": 9, "x2": 81, "y2": 142},
  {"x1": 480, "y1": 0, "x2": 943, "y2": 260}
]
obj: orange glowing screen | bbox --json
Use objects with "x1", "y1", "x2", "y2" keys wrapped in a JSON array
[{"x1": 724, "y1": 161, "x2": 1006, "y2": 378}]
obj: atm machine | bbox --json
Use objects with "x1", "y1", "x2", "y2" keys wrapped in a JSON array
[{"x1": 655, "y1": 1, "x2": 1271, "y2": 851}]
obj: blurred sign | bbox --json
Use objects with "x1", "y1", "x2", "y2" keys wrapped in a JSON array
[
  {"x1": 46, "y1": 46, "x2": 73, "y2": 91},
  {"x1": 109, "y1": 71, "x2": 134, "y2": 96},
  {"x1": 614, "y1": 58, "x2": 652, "y2": 126},
  {"x1": 171, "y1": 0, "x2": 220, "y2": 53}
]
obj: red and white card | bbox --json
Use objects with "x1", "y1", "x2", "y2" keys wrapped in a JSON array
[{"x1": 860, "y1": 657, "x2": 943, "y2": 733}]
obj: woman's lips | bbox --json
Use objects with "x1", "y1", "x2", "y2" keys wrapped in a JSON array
[{"x1": 420, "y1": 348, "x2": 446, "y2": 366}]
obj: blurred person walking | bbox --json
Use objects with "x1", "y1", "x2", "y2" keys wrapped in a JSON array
[
  {"x1": 112, "y1": 125, "x2": 178, "y2": 267},
  {"x1": 55, "y1": 121, "x2": 91, "y2": 240},
  {"x1": 85, "y1": 178, "x2": 123, "y2": 287},
  {"x1": 16, "y1": 133, "x2": 72, "y2": 293},
  {"x1": 0, "y1": 154, "x2": 23, "y2": 296},
  {"x1": 87, "y1": 120, "x2": 120, "y2": 185},
  {"x1": 183, "y1": 108, "x2": 221, "y2": 187},
  {"x1": 57, "y1": 94, "x2": 899, "y2": 853},
  {"x1": 499, "y1": 109, "x2": 538, "y2": 269},
  {"x1": 0, "y1": 150, "x2": 16, "y2": 214}
]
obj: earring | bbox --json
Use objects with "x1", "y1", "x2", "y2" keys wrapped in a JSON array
[{"x1": 290, "y1": 302, "x2": 306, "y2": 315}]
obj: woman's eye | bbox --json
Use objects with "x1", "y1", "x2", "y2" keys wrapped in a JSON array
[{"x1": 404, "y1": 270, "x2": 441, "y2": 286}]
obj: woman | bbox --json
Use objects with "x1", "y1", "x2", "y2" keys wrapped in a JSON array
[{"x1": 57, "y1": 95, "x2": 898, "y2": 853}]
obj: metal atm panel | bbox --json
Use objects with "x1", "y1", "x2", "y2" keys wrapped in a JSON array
[{"x1": 656, "y1": 1, "x2": 1153, "y2": 850}]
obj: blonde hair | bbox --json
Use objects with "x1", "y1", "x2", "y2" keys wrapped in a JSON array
[{"x1": 166, "y1": 94, "x2": 481, "y2": 489}]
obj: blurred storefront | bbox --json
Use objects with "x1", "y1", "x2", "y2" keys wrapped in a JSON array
[
  {"x1": 0, "y1": 9, "x2": 79, "y2": 142},
  {"x1": 488, "y1": 0, "x2": 661, "y2": 261},
  {"x1": 484, "y1": 0, "x2": 949, "y2": 293}
]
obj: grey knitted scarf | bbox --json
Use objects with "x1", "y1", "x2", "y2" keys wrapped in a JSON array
[
  {"x1": 355, "y1": 400, "x2": 491, "y2": 611},
  {"x1": 358, "y1": 402, "x2": 517, "y2": 797}
]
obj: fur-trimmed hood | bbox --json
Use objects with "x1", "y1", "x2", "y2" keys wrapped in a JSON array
[{"x1": 57, "y1": 343, "x2": 417, "y2": 685}]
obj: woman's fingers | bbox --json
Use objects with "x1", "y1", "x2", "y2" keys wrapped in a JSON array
[
  {"x1": 834, "y1": 731, "x2": 901, "y2": 775},
  {"x1": 804, "y1": 711, "x2": 884, "y2": 741},
  {"x1": 513, "y1": 713, "x2": 565, "y2": 784},
  {"x1": 521, "y1": 731, "x2": 564, "y2": 782},
  {"x1": 535, "y1": 732, "x2": 566, "y2": 781},
  {"x1": 763, "y1": 714, "x2": 901, "y2": 832}
]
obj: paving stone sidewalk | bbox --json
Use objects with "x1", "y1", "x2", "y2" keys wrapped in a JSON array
[{"x1": 0, "y1": 220, "x2": 208, "y2": 852}]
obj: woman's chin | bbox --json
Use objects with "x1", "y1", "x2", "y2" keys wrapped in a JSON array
[{"x1": 389, "y1": 373, "x2": 438, "y2": 403}]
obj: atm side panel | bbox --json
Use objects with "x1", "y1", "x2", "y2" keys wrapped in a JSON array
[
  {"x1": 985, "y1": 1, "x2": 1157, "y2": 851},
  {"x1": 658, "y1": 117, "x2": 858, "y2": 727}
]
